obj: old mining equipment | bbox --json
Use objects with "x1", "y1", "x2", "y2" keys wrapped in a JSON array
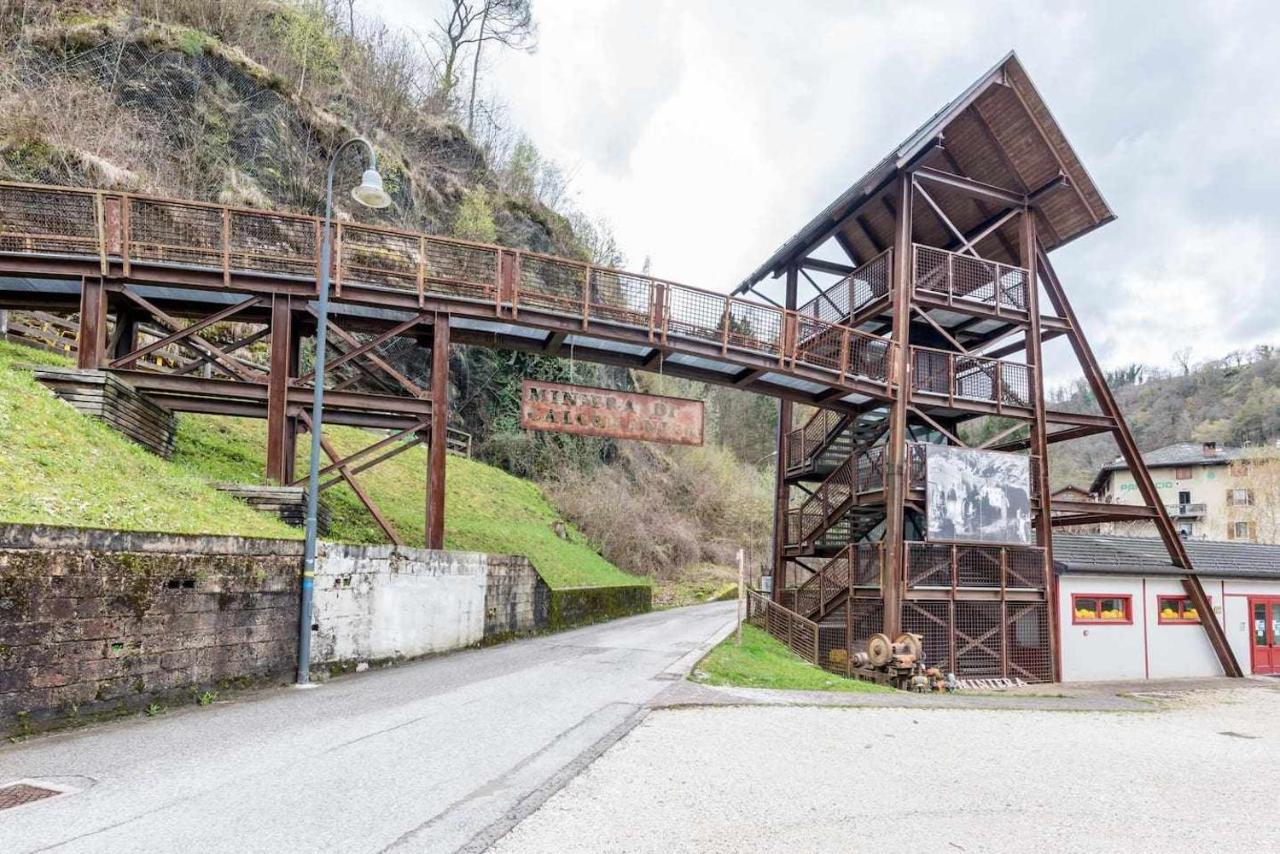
[{"x1": 849, "y1": 633, "x2": 955, "y2": 692}]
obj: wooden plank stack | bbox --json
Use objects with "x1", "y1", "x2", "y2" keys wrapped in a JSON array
[
  {"x1": 213, "y1": 483, "x2": 331, "y2": 533},
  {"x1": 31, "y1": 367, "x2": 177, "y2": 457}
]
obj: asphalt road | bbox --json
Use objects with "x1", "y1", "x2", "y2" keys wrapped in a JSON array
[{"x1": 0, "y1": 601, "x2": 737, "y2": 854}]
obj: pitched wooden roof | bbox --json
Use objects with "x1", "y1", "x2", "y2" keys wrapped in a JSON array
[{"x1": 738, "y1": 52, "x2": 1115, "y2": 292}]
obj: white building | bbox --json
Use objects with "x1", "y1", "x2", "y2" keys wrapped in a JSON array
[{"x1": 1054, "y1": 534, "x2": 1280, "y2": 680}]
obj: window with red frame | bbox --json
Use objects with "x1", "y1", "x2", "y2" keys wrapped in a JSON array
[
  {"x1": 1157, "y1": 595, "x2": 1204, "y2": 624},
  {"x1": 1071, "y1": 594, "x2": 1131, "y2": 624}
]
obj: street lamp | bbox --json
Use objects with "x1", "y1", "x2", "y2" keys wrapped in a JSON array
[{"x1": 297, "y1": 137, "x2": 391, "y2": 686}]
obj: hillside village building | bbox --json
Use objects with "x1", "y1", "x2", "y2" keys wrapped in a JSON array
[{"x1": 1091, "y1": 442, "x2": 1270, "y2": 542}]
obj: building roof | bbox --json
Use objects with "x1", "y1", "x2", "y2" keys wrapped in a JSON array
[
  {"x1": 1089, "y1": 442, "x2": 1244, "y2": 493},
  {"x1": 736, "y1": 51, "x2": 1115, "y2": 294},
  {"x1": 1053, "y1": 533, "x2": 1280, "y2": 580}
]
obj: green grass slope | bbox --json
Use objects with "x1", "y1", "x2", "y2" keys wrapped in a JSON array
[
  {"x1": 172, "y1": 413, "x2": 644, "y2": 590},
  {"x1": 0, "y1": 340, "x2": 296, "y2": 539},
  {"x1": 0, "y1": 338, "x2": 643, "y2": 588},
  {"x1": 691, "y1": 624, "x2": 891, "y2": 694}
]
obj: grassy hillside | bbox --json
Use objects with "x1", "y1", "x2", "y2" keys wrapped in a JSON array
[
  {"x1": 0, "y1": 339, "x2": 643, "y2": 589},
  {"x1": 0, "y1": 340, "x2": 295, "y2": 539},
  {"x1": 172, "y1": 414, "x2": 645, "y2": 589}
]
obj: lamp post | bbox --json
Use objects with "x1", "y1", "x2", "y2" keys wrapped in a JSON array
[{"x1": 297, "y1": 137, "x2": 391, "y2": 686}]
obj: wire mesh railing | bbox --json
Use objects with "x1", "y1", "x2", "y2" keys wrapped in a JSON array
[
  {"x1": 747, "y1": 590, "x2": 820, "y2": 665},
  {"x1": 904, "y1": 542, "x2": 1047, "y2": 590},
  {"x1": 793, "y1": 542, "x2": 883, "y2": 618},
  {"x1": 910, "y1": 346, "x2": 1033, "y2": 410},
  {"x1": 797, "y1": 250, "x2": 892, "y2": 324},
  {"x1": 912, "y1": 244, "x2": 1029, "y2": 312},
  {"x1": 786, "y1": 446, "x2": 889, "y2": 546},
  {"x1": 0, "y1": 181, "x2": 897, "y2": 391},
  {"x1": 785, "y1": 408, "x2": 848, "y2": 473}
]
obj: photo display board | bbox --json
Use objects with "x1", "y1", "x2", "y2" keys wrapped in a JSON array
[{"x1": 925, "y1": 445, "x2": 1032, "y2": 545}]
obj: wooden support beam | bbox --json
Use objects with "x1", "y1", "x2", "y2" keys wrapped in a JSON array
[{"x1": 426, "y1": 315, "x2": 450, "y2": 550}]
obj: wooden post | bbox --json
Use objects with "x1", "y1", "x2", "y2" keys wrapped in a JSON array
[
  {"x1": 77, "y1": 276, "x2": 108, "y2": 370},
  {"x1": 426, "y1": 315, "x2": 450, "y2": 550},
  {"x1": 266, "y1": 295, "x2": 293, "y2": 484},
  {"x1": 736, "y1": 548, "x2": 745, "y2": 646}
]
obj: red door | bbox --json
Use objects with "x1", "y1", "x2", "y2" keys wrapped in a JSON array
[{"x1": 1249, "y1": 598, "x2": 1280, "y2": 675}]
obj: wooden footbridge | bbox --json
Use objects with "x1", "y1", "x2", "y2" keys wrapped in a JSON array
[{"x1": 0, "y1": 51, "x2": 1241, "y2": 682}]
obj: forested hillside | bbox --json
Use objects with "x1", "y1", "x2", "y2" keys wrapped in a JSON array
[
  {"x1": 0, "y1": 0, "x2": 778, "y2": 580},
  {"x1": 1047, "y1": 345, "x2": 1280, "y2": 488}
]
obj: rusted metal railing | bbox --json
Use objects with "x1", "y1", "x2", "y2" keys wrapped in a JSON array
[
  {"x1": 0, "y1": 181, "x2": 897, "y2": 391},
  {"x1": 796, "y1": 250, "x2": 892, "y2": 324},
  {"x1": 746, "y1": 590, "x2": 819, "y2": 665},
  {"x1": 786, "y1": 445, "x2": 889, "y2": 546},
  {"x1": 792, "y1": 542, "x2": 882, "y2": 618},
  {"x1": 912, "y1": 244, "x2": 1028, "y2": 313},
  {"x1": 904, "y1": 542, "x2": 1046, "y2": 590},
  {"x1": 785, "y1": 408, "x2": 847, "y2": 474},
  {"x1": 910, "y1": 345, "x2": 1032, "y2": 410}
]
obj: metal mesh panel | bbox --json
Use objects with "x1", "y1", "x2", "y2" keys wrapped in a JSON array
[
  {"x1": 847, "y1": 335, "x2": 891, "y2": 383},
  {"x1": 911, "y1": 348, "x2": 951, "y2": 395},
  {"x1": 231, "y1": 211, "x2": 316, "y2": 278},
  {"x1": 0, "y1": 185, "x2": 98, "y2": 257},
  {"x1": 955, "y1": 601, "x2": 1003, "y2": 677},
  {"x1": 423, "y1": 238, "x2": 498, "y2": 301},
  {"x1": 903, "y1": 600, "x2": 952, "y2": 671},
  {"x1": 907, "y1": 443, "x2": 927, "y2": 489},
  {"x1": 913, "y1": 244, "x2": 1030, "y2": 313},
  {"x1": 129, "y1": 199, "x2": 222, "y2": 268},
  {"x1": 518, "y1": 255, "x2": 587, "y2": 314},
  {"x1": 851, "y1": 543, "x2": 882, "y2": 587},
  {"x1": 956, "y1": 545, "x2": 1002, "y2": 588},
  {"x1": 1005, "y1": 547, "x2": 1046, "y2": 590},
  {"x1": 818, "y1": 623, "x2": 850, "y2": 675},
  {"x1": 726, "y1": 301, "x2": 783, "y2": 355},
  {"x1": 788, "y1": 618, "x2": 817, "y2": 662},
  {"x1": 999, "y1": 362, "x2": 1032, "y2": 408},
  {"x1": 998, "y1": 266, "x2": 1028, "y2": 311},
  {"x1": 665, "y1": 285, "x2": 726, "y2": 344},
  {"x1": 1007, "y1": 602, "x2": 1053, "y2": 682},
  {"x1": 855, "y1": 446, "x2": 886, "y2": 492},
  {"x1": 847, "y1": 598, "x2": 884, "y2": 655},
  {"x1": 954, "y1": 355, "x2": 998, "y2": 401},
  {"x1": 906, "y1": 542, "x2": 952, "y2": 588},
  {"x1": 589, "y1": 269, "x2": 652, "y2": 328},
  {"x1": 794, "y1": 316, "x2": 844, "y2": 372},
  {"x1": 797, "y1": 251, "x2": 892, "y2": 324},
  {"x1": 913, "y1": 245, "x2": 949, "y2": 294},
  {"x1": 786, "y1": 409, "x2": 845, "y2": 473},
  {"x1": 339, "y1": 225, "x2": 418, "y2": 291}
]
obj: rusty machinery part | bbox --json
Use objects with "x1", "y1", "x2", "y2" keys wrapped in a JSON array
[
  {"x1": 866, "y1": 633, "x2": 892, "y2": 667},
  {"x1": 850, "y1": 651, "x2": 871, "y2": 669},
  {"x1": 893, "y1": 633, "x2": 923, "y2": 661}
]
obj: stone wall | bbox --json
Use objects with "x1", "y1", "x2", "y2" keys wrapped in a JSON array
[
  {"x1": 0, "y1": 524, "x2": 647, "y2": 734},
  {"x1": 484, "y1": 555, "x2": 550, "y2": 638},
  {"x1": 548, "y1": 584, "x2": 653, "y2": 629},
  {"x1": 0, "y1": 525, "x2": 302, "y2": 732}
]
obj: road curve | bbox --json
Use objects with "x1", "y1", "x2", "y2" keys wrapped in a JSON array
[{"x1": 0, "y1": 601, "x2": 737, "y2": 854}]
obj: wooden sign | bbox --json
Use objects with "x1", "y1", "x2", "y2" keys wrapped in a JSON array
[{"x1": 520, "y1": 380, "x2": 704, "y2": 445}]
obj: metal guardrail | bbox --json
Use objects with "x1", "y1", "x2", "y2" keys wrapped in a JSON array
[
  {"x1": 0, "y1": 181, "x2": 896, "y2": 390},
  {"x1": 746, "y1": 590, "x2": 819, "y2": 664},
  {"x1": 792, "y1": 542, "x2": 883, "y2": 618},
  {"x1": 913, "y1": 244, "x2": 1029, "y2": 312},
  {"x1": 910, "y1": 345, "x2": 1032, "y2": 410},
  {"x1": 904, "y1": 542, "x2": 1047, "y2": 590},
  {"x1": 797, "y1": 250, "x2": 892, "y2": 324},
  {"x1": 1166, "y1": 502, "x2": 1206, "y2": 517}
]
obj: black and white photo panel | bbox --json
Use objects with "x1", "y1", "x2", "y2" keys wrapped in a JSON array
[{"x1": 925, "y1": 445, "x2": 1032, "y2": 546}]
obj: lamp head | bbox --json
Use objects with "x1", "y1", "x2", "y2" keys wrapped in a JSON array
[{"x1": 351, "y1": 168, "x2": 392, "y2": 209}]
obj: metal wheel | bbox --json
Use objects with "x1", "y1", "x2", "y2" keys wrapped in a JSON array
[
  {"x1": 867, "y1": 633, "x2": 892, "y2": 667},
  {"x1": 895, "y1": 633, "x2": 923, "y2": 660}
]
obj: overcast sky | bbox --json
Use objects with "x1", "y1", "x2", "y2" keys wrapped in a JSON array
[{"x1": 367, "y1": 0, "x2": 1280, "y2": 384}]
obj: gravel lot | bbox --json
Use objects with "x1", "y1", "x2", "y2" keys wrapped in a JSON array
[{"x1": 492, "y1": 687, "x2": 1280, "y2": 853}]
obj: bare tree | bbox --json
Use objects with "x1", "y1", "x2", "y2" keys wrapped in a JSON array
[{"x1": 426, "y1": 1, "x2": 536, "y2": 124}]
